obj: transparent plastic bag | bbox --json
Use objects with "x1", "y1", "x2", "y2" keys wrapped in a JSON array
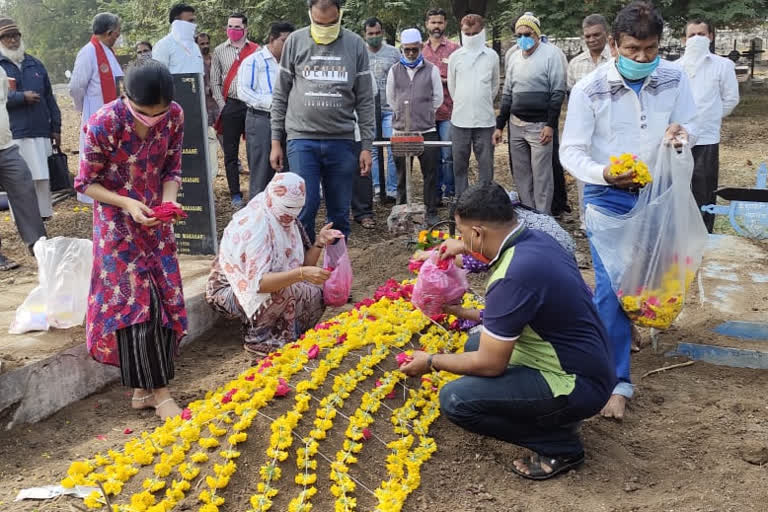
[
  {"x1": 322, "y1": 239, "x2": 353, "y2": 307},
  {"x1": 9, "y1": 237, "x2": 94, "y2": 334},
  {"x1": 586, "y1": 144, "x2": 709, "y2": 329},
  {"x1": 412, "y1": 252, "x2": 469, "y2": 317}
]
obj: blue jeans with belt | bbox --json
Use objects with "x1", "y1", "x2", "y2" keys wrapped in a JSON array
[
  {"x1": 439, "y1": 334, "x2": 584, "y2": 458},
  {"x1": 371, "y1": 110, "x2": 398, "y2": 197},
  {"x1": 583, "y1": 184, "x2": 638, "y2": 399}
]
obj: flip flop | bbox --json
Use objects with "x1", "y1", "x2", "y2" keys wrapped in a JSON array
[
  {"x1": 0, "y1": 254, "x2": 20, "y2": 271},
  {"x1": 359, "y1": 217, "x2": 376, "y2": 229},
  {"x1": 510, "y1": 452, "x2": 585, "y2": 481}
]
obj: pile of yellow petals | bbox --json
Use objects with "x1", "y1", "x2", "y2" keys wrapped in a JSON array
[
  {"x1": 62, "y1": 283, "x2": 475, "y2": 512},
  {"x1": 609, "y1": 153, "x2": 652, "y2": 186},
  {"x1": 619, "y1": 267, "x2": 696, "y2": 329}
]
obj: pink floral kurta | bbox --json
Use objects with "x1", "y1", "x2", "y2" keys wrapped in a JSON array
[{"x1": 74, "y1": 98, "x2": 188, "y2": 366}]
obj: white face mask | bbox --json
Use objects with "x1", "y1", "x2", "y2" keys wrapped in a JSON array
[
  {"x1": 681, "y1": 35, "x2": 710, "y2": 77},
  {"x1": 172, "y1": 20, "x2": 197, "y2": 42},
  {"x1": 462, "y1": 29, "x2": 486, "y2": 53}
]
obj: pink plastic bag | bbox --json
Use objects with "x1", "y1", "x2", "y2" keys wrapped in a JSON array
[
  {"x1": 323, "y1": 239, "x2": 353, "y2": 307},
  {"x1": 412, "y1": 252, "x2": 469, "y2": 316}
]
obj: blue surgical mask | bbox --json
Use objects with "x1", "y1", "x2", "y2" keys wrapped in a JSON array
[
  {"x1": 616, "y1": 55, "x2": 661, "y2": 81},
  {"x1": 518, "y1": 35, "x2": 535, "y2": 51},
  {"x1": 400, "y1": 53, "x2": 423, "y2": 69}
]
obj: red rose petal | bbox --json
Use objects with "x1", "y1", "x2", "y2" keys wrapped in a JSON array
[
  {"x1": 123, "y1": 428, "x2": 133, "y2": 435},
  {"x1": 307, "y1": 344, "x2": 320, "y2": 360},
  {"x1": 275, "y1": 378, "x2": 291, "y2": 397},
  {"x1": 181, "y1": 408, "x2": 192, "y2": 420},
  {"x1": 362, "y1": 428, "x2": 372, "y2": 441},
  {"x1": 96, "y1": 435, "x2": 107, "y2": 441}
]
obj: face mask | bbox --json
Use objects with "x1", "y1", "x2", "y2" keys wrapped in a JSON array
[
  {"x1": 227, "y1": 27, "x2": 245, "y2": 42},
  {"x1": 517, "y1": 35, "x2": 535, "y2": 51},
  {"x1": 468, "y1": 230, "x2": 491, "y2": 265},
  {"x1": 616, "y1": 54, "x2": 660, "y2": 81},
  {"x1": 309, "y1": 9, "x2": 343, "y2": 45},
  {"x1": 366, "y1": 35, "x2": 383, "y2": 48},
  {"x1": 126, "y1": 99, "x2": 168, "y2": 128},
  {"x1": 400, "y1": 53, "x2": 423, "y2": 68},
  {"x1": 137, "y1": 51, "x2": 153, "y2": 62},
  {"x1": 172, "y1": 20, "x2": 197, "y2": 42},
  {"x1": 462, "y1": 29, "x2": 486, "y2": 52},
  {"x1": 685, "y1": 35, "x2": 710, "y2": 57}
]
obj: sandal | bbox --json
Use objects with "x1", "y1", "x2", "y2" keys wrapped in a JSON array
[
  {"x1": 510, "y1": 452, "x2": 585, "y2": 481},
  {"x1": 359, "y1": 217, "x2": 376, "y2": 229},
  {"x1": 0, "y1": 254, "x2": 20, "y2": 271}
]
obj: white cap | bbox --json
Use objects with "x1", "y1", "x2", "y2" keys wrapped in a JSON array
[{"x1": 400, "y1": 28, "x2": 422, "y2": 45}]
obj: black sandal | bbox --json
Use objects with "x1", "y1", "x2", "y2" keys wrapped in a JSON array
[
  {"x1": 0, "y1": 253, "x2": 20, "y2": 271},
  {"x1": 510, "y1": 452, "x2": 585, "y2": 481}
]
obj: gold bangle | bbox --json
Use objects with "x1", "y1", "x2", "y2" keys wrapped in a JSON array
[{"x1": 299, "y1": 267, "x2": 304, "y2": 281}]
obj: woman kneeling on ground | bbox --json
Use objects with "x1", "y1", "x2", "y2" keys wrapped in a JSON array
[
  {"x1": 206, "y1": 172, "x2": 343, "y2": 356},
  {"x1": 401, "y1": 182, "x2": 614, "y2": 480},
  {"x1": 75, "y1": 61, "x2": 187, "y2": 420}
]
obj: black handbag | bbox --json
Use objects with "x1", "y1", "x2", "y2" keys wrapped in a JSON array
[{"x1": 48, "y1": 144, "x2": 71, "y2": 192}]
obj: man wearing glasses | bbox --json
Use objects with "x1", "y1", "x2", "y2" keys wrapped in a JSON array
[
  {"x1": 385, "y1": 28, "x2": 443, "y2": 227},
  {"x1": 493, "y1": 12, "x2": 566, "y2": 215}
]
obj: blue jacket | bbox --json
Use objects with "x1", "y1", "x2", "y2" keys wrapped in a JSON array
[{"x1": 0, "y1": 54, "x2": 61, "y2": 139}]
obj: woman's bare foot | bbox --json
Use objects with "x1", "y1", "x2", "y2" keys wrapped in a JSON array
[
  {"x1": 600, "y1": 394, "x2": 627, "y2": 421},
  {"x1": 152, "y1": 388, "x2": 183, "y2": 420},
  {"x1": 131, "y1": 389, "x2": 156, "y2": 410}
]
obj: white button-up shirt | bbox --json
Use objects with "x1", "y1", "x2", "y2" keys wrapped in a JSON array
[
  {"x1": 237, "y1": 47, "x2": 278, "y2": 112},
  {"x1": 560, "y1": 58, "x2": 698, "y2": 185},
  {"x1": 447, "y1": 46, "x2": 500, "y2": 128},
  {"x1": 676, "y1": 53, "x2": 739, "y2": 146},
  {"x1": 152, "y1": 32, "x2": 204, "y2": 74}
]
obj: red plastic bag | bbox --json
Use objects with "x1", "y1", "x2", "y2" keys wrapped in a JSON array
[
  {"x1": 323, "y1": 239, "x2": 353, "y2": 307},
  {"x1": 412, "y1": 252, "x2": 468, "y2": 316},
  {"x1": 151, "y1": 202, "x2": 188, "y2": 223}
]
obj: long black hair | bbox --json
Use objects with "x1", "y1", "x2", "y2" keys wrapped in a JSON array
[{"x1": 124, "y1": 60, "x2": 175, "y2": 106}]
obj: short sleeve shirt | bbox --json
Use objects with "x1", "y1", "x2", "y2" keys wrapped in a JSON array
[{"x1": 483, "y1": 226, "x2": 614, "y2": 412}]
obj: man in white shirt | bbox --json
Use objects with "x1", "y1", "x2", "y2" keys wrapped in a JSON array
[
  {"x1": 237, "y1": 21, "x2": 294, "y2": 198},
  {"x1": 448, "y1": 14, "x2": 500, "y2": 198},
  {"x1": 560, "y1": 1, "x2": 697, "y2": 421},
  {"x1": 678, "y1": 18, "x2": 739, "y2": 233},
  {"x1": 152, "y1": 3, "x2": 204, "y2": 75},
  {"x1": 386, "y1": 28, "x2": 443, "y2": 227},
  {"x1": 68, "y1": 12, "x2": 124, "y2": 204}
]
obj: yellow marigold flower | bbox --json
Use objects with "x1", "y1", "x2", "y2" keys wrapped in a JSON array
[
  {"x1": 83, "y1": 490, "x2": 103, "y2": 509},
  {"x1": 153, "y1": 461, "x2": 172, "y2": 478},
  {"x1": 142, "y1": 478, "x2": 166, "y2": 492},
  {"x1": 250, "y1": 494, "x2": 273, "y2": 511},
  {"x1": 102, "y1": 480, "x2": 123, "y2": 495},
  {"x1": 208, "y1": 424, "x2": 227, "y2": 437},
  {"x1": 199, "y1": 504, "x2": 219, "y2": 512},
  {"x1": 190, "y1": 451, "x2": 209, "y2": 463},
  {"x1": 179, "y1": 463, "x2": 200, "y2": 480},
  {"x1": 259, "y1": 463, "x2": 281, "y2": 481},
  {"x1": 198, "y1": 437, "x2": 220, "y2": 449},
  {"x1": 130, "y1": 491, "x2": 156, "y2": 511},
  {"x1": 67, "y1": 460, "x2": 94, "y2": 477},
  {"x1": 228, "y1": 432, "x2": 247, "y2": 445},
  {"x1": 295, "y1": 472, "x2": 317, "y2": 485}
]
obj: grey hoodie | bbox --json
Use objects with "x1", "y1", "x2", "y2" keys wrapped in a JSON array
[{"x1": 271, "y1": 27, "x2": 375, "y2": 150}]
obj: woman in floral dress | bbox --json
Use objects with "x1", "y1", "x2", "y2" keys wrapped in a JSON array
[
  {"x1": 74, "y1": 61, "x2": 187, "y2": 420},
  {"x1": 206, "y1": 172, "x2": 343, "y2": 356}
]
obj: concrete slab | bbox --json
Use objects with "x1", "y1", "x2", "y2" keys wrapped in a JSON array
[
  {"x1": 667, "y1": 342, "x2": 768, "y2": 369},
  {"x1": 714, "y1": 321, "x2": 768, "y2": 341},
  {"x1": 0, "y1": 256, "x2": 218, "y2": 430}
]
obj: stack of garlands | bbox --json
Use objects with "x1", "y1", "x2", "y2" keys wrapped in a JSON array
[
  {"x1": 618, "y1": 257, "x2": 696, "y2": 329},
  {"x1": 608, "y1": 153, "x2": 652, "y2": 186},
  {"x1": 62, "y1": 280, "x2": 479, "y2": 512}
]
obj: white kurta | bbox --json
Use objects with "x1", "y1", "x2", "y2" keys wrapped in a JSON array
[
  {"x1": 68, "y1": 40, "x2": 124, "y2": 203},
  {"x1": 14, "y1": 137, "x2": 52, "y2": 217}
]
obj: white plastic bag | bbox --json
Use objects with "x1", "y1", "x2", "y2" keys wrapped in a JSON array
[
  {"x1": 586, "y1": 144, "x2": 708, "y2": 329},
  {"x1": 9, "y1": 237, "x2": 93, "y2": 334}
]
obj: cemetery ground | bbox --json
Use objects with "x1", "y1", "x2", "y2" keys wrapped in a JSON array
[{"x1": 0, "y1": 92, "x2": 766, "y2": 511}]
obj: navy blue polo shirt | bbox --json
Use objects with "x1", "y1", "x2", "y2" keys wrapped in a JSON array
[{"x1": 483, "y1": 225, "x2": 614, "y2": 413}]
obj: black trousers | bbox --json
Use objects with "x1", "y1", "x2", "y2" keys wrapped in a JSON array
[
  {"x1": 691, "y1": 143, "x2": 719, "y2": 233},
  {"x1": 394, "y1": 131, "x2": 440, "y2": 216},
  {"x1": 350, "y1": 142, "x2": 374, "y2": 221},
  {"x1": 221, "y1": 98, "x2": 248, "y2": 197},
  {"x1": 551, "y1": 126, "x2": 570, "y2": 216}
]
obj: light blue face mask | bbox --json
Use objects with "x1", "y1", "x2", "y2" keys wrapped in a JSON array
[
  {"x1": 616, "y1": 55, "x2": 661, "y2": 81},
  {"x1": 517, "y1": 35, "x2": 535, "y2": 51}
]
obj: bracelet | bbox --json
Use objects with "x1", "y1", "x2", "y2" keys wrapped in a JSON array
[
  {"x1": 299, "y1": 267, "x2": 304, "y2": 281},
  {"x1": 427, "y1": 354, "x2": 435, "y2": 371}
]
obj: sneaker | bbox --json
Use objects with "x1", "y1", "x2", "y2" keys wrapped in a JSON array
[{"x1": 231, "y1": 194, "x2": 244, "y2": 209}]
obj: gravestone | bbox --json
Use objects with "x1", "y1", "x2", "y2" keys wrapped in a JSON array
[{"x1": 116, "y1": 74, "x2": 217, "y2": 255}]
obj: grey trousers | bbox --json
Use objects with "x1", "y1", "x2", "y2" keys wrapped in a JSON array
[
  {"x1": 0, "y1": 145, "x2": 46, "y2": 250},
  {"x1": 691, "y1": 143, "x2": 719, "y2": 233},
  {"x1": 508, "y1": 121, "x2": 554, "y2": 215},
  {"x1": 452, "y1": 125, "x2": 495, "y2": 199},
  {"x1": 245, "y1": 109, "x2": 286, "y2": 199}
]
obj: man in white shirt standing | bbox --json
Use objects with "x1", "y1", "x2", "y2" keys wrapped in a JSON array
[
  {"x1": 152, "y1": 3, "x2": 204, "y2": 75},
  {"x1": 237, "y1": 21, "x2": 294, "y2": 198},
  {"x1": 560, "y1": 1, "x2": 697, "y2": 421},
  {"x1": 678, "y1": 18, "x2": 739, "y2": 233},
  {"x1": 568, "y1": 15, "x2": 612, "y2": 91},
  {"x1": 448, "y1": 14, "x2": 499, "y2": 198}
]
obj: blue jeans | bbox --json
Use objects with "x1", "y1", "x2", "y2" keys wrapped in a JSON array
[
  {"x1": 584, "y1": 184, "x2": 638, "y2": 399},
  {"x1": 287, "y1": 139, "x2": 358, "y2": 243},
  {"x1": 372, "y1": 111, "x2": 398, "y2": 197},
  {"x1": 436, "y1": 120, "x2": 454, "y2": 197},
  {"x1": 439, "y1": 334, "x2": 584, "y2": 458}
]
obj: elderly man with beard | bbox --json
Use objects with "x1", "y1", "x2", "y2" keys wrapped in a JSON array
[{"x1": 0, "y1": 17, "x2": 61, "y2": 220}]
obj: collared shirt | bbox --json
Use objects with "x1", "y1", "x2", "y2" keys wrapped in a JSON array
[
  {"x1": 153, "y1": 32, "x2": 204, "y2": 74},
  {"x1": 237, "y1": 47, "x2": 278, "y2": 112},
  {"x1": 367, "y1": 42, "x2": 400, "y2": 111},
  {"x1": 210, "y1": 40, "x2": 252, "y2": 108},
  {"x1": 676, "y1": 53, "x2": 739, "y2": 146},
  {"x1": 422, "y1": 37, "x2": 460, "y2": 121},
  {"x1": 567, "y1": 46, "x2": 611, "y2": 90},
  {"x1": 560, "y1": 59, "x2": 698, "y2": 186},
  {"x1": 447, "y1": 46, "x2": 500, "y2": 128}
]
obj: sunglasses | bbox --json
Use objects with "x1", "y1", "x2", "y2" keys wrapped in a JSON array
[
  {"x1": 402, "y1": 47, "x2": 420, "y2": 54},
  {"x1": 0, "y1": 32, "x2": 21, "y2": 41}
]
